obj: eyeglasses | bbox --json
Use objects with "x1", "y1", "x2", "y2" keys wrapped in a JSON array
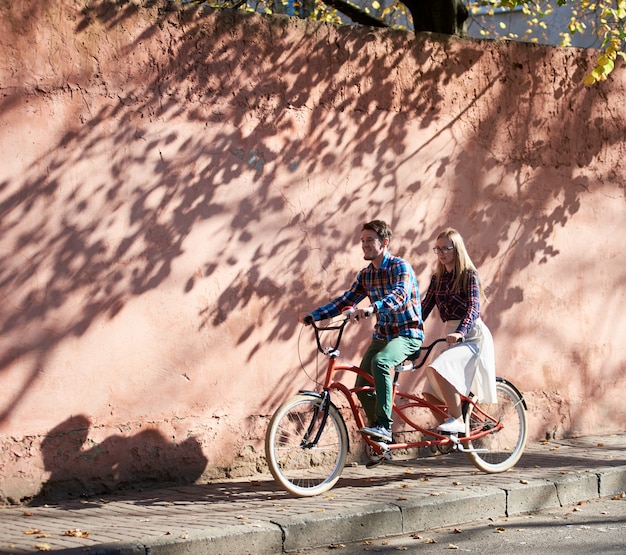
[{"x1": 432, "y1": 246, "x2": 454, "y2": 255}]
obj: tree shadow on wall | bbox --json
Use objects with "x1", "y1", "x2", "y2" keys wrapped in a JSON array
[
  {"x1": 0, "y1": 0, "x2": 622, "y2": 429},
  {"x1": 28, "y1": 416, "x2": 208, "y2": 506},
  {"x1": 0, "y1": 1, "x2": 489, "y2": 422}
]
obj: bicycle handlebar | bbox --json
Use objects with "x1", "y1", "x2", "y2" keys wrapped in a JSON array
[
  {"x1": 304, "y1": 310, "x2": 352, "y2": 356},
  {"x1": 304, "y1": 308, "x2": 463, "y2": 360}
]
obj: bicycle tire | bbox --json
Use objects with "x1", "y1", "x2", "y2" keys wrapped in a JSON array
[
  {"x1": 265, "y1": 394, "x2": 349, "y2": 496},
  {"x1": 464, "y1": 379, "x2": 528, "y2": 473}
]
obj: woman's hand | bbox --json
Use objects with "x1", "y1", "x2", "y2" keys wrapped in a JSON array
[{"x1": 446, "y1": 332, "x2": 464, "y2": 344}]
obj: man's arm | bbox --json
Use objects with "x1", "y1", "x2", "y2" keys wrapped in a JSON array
[{"x1": 309, "y1": 273, "x2": 367, "y2": 321}]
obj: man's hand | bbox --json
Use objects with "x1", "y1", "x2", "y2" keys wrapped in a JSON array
[
  {"x1": 299, "y1": 312, "x2": 314, "y2": 325},
  {"x1": 349, "y1": 306, "x2": 375, "y2": 323}
]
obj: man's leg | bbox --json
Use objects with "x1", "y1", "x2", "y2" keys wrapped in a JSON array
[
  {"x1": 371, "y1": 336, "x2": 422, "y2": 429},
  {"x1": 355, "y1": 339, "x2": 386, "y2": 425}
]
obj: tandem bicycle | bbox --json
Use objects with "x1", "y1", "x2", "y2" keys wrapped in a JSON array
[{"x1": 265, "y1": 310, "x2": 528, "y2": 497}]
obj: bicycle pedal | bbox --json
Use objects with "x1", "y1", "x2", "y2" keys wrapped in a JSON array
[
  {"x1": 437, "y1": 429, "x2": 455, "y2": 436},
  {"x1": 366, "y1": 457, "x2": 384, "y2": 469},
  {"x1": 439, "y1": 432, "x2": 463, "y2": 442},
  {"x1": 436, "y1": 442, "x2": 457, "y2": 455},
  {"x1": 366, "y1": 451, "x2": 392, "y2": 469}
]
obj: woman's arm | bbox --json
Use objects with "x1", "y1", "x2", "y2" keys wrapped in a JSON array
[{"x1": 455, "y1": 269, "x2": 480, "y2": 336}]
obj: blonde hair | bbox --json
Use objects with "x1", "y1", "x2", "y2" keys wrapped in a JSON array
[{"x1": 434, "y1": 228, "x2": 486, "y2": 300}]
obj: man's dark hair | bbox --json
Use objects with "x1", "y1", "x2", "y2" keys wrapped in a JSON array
[{"x1": 363, "y1": 220, "x2": 392, "y2": 242}]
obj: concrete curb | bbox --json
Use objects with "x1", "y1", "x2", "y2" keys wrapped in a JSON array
[
  {"x1": 53, "y1": 467, "x2": 626, "y2": 555},
  {"x1": 2, "y1": 435, "x2": 625, "y2": 555}
]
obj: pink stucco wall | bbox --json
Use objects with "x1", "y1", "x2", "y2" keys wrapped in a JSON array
[{"x1": 0, "y1": 1, "x2": 624, "y2": 503}]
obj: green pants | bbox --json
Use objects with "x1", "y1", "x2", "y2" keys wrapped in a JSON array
[{"x1": 355, "y1": 336, "x2": 422, "y2": 429}]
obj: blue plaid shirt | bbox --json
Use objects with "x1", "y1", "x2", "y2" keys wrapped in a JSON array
[{"x1": 311, "y1": 252, "x2": 424, "y2": 342}]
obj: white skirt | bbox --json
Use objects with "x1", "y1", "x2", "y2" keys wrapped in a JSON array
[{"x1": 424, "y1": 318, "x2": 497, "y2": 404}]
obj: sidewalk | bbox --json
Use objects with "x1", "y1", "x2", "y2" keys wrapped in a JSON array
[{"x1": 2, "y1": 434, "x2": 625, "y2": 555}]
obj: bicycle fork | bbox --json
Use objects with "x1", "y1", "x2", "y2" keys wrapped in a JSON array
[{"x1": 300, "y1": 391, "x2": 331, "y2": 449}]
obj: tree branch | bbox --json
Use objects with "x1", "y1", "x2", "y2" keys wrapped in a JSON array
[{"x1": 322, "y1": 0, "x2": 389, "y2": 28}]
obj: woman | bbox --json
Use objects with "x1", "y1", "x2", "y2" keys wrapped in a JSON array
[{"x1": 421, "y1": 228, "x2": 497, "y2": 434}]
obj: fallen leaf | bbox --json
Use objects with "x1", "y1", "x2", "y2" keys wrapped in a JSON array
[
  {"x1": 63, "y1": 529, "x2": 89, "y2": 538},
  {"x1": 520, "y1": 479, "x2": 529, "y2": 484},
  {"x1": 34, "y1": 545, "x2": 51, "y2": 552},
  {"x1": 424, "y1": 538, "x2": 437, "y2": 544},
  {"x1": 399, "y1": 484, "x2": 410, "y2": 489},
  {"x1": 24, "y1": 529, "x2": 42, "y2": 535},
  {"x1": 452, "y1": 481, "x2": 461, "y2": 486},
  {"x1": 447, "y1": 544, "x2": 459, "y2": 549},
  {"x1": 495, "y1": 527, "x2": 506, "y2": 533},
  {"x1": 420, "y1": 477, "x2": 430, "y2": 482},
  {"x1": 23, "y1": 511, "x2": 34, "y2": 517},
  {"x1": 329, "y1": 543, "x2": 346, "y2": 549},
  {"x1": 453, "y1": 528, "x2": 462, "y2": 533},
  {"x1": 395, "y1": 547, "x2": 408, "y2": 551},
  {"x1": 397, "y1": 496, "x2": 408, "y2": 501},
  {"x1": 597, "y1": 442, "x2": 604, "y2": 447},
  {"x1": 410, "y1": 534, "x2": 422, "y2": 539}
]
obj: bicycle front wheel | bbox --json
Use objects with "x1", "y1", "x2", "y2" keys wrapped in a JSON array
[
  {"x1": 465, "y1": 379, "x2": 528, "y2": 473},
  {"x1": 265, "y1": 394, "x2": 349, "y2": 497}
]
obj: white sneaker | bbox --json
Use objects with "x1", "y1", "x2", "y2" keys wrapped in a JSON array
[{"x1": 437, "y1": 417, "x2": 465, "y2": 434}]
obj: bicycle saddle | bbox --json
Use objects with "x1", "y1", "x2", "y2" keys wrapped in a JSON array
[{"x1": 405, "y1": 348, "x2": 422, "y2": 362}]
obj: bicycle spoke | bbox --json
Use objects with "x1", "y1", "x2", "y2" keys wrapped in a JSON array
[
  {"x1": 266, "y1": 395, "x2": 348, "y2": 496},
  {"x1": 465, "y1": 380, "x2": 528, "y2": 472}
]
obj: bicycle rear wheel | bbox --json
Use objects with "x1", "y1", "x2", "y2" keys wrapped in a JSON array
[
  {"x1": 464, "y1": 379, "x2": 528, "y2": 473},
  {"x1": 265, "y1": 394, "x2": 348, "y2": 496}
]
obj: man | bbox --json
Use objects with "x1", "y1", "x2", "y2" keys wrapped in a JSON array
[{"x1": 301, "y1": 220, "x2": 424, "y2": 443}]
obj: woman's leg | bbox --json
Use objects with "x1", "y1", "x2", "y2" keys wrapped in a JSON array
[
  {"x1": 426, "y1": 366, "x2": 462, "y2": 420},
  {"x1": 422, "y1": 392, "x2": 445, "y2": 425}
]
